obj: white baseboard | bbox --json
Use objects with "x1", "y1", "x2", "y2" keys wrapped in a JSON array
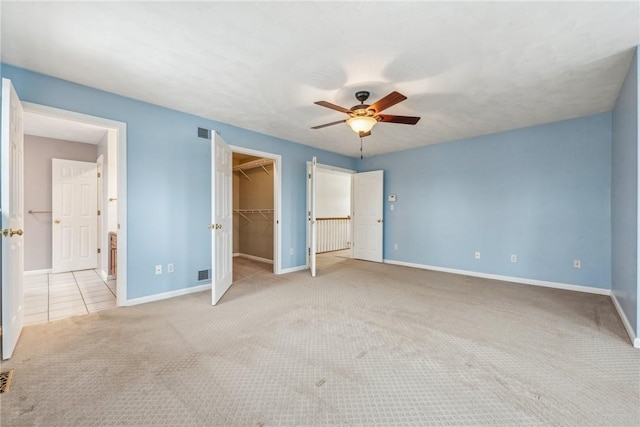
[
  {"x1": 24, "y1": 269, "x2": 52, "y2": 276},
  {"x1": 233, "y1": 252, "x2": 240, "y2": 257},
  {"x1": 610, "y1": 292, "x2": 640, "y2": 349},
  {"x1": 383, "y1": 259, "x2": 611, "y2": 296},
  {"x1": 125, "y1": 283, "x2": 211, "y2": 306},
  {"x1": 237, "y1": 253, "x2": 273, "y2": 264},
  {"x1": 279, "y1": 265, "x2": 308, "y2": 274},
  {"x1": 97, "y1": 269, "x2": 108, "y2": 281}
]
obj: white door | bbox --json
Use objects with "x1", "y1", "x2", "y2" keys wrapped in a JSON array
[
  {"x1": 307, "y1": 157, "x2": 317, "y2": 277},
  {"x1": 52, "y1": 159, "x2": 98, "y2": 273},
  {"x1": 1, "y1": 78, "x2": 25, "y2": 360},
  {"x1": 211, "y1": 132, "x2": 233, "y2": 305},
  {"x1": 353, "y1": 170, "x2": 383, "y2": 262}
]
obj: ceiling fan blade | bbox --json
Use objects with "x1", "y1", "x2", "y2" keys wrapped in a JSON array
[
  {"x1": 359, "y1": 131, "x2": 372, "y2": 138},
  {"x1": 314, "y1": 101, "x2": 351, "y2": 114},
  {"x1": 378, "y1": 114, "x2": 421, "y2": 125},
  {"x1": 311, "y1": 119, "x2": 346, "y2": 129},
  {"x1": 369, "y1": 91, "x2": 407, "y2": 113}
]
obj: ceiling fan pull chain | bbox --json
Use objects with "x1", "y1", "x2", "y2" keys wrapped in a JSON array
[{"x1": 360, "y1": 137, "x2": 364, "y2": 159}]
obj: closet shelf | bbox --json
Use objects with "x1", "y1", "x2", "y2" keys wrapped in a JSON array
[
  {"x1": 233, "y1": 208, "x2": 274, "y2": 222},
  {"x1": 233, "y1": 158, "x2": 273, "y2": 180}
]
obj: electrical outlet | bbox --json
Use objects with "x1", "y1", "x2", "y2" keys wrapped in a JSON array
[
  {"x1": 511, "y1": 254, "x2": 517, "y2": 263},
  {"x1": 475, "y1": 251, "x2": 481, "y2": 259},
  {"x1": 167, "y1": 263, "x2": 174, "y2": 273},
  {"x1": 573, "y1": 259, "x2": 581, "y2": 269},
  {"x1": 390, "y1": 204, "x2": 395, "y2": 211},
  {"x1": 393, "y1": 243, "x2": 399, "y2": 250},
  {"x1": 155, "y1": 265, "x2": 162, "y2": 275}
]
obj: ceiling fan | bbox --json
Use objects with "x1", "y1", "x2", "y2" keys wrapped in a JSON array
[{"x1": 311, "y1": 90, "x2": 420, "y2": 137}]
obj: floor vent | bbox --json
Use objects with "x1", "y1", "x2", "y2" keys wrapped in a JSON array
[
  {"x1": 197, "y1": 127, "x2": 211, "y2": 139},
  {"x1": 0, "y1": 370, "x2": 14, "y2": 394},
  {"x1": 198, "y1": 270, "x2": 210, "y2": 281}
]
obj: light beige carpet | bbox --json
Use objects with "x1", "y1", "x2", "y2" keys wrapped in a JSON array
[{"x1": 1, "y1": 253, "x2": 638, "y2": 426}]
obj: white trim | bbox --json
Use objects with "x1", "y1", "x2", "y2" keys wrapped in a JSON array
[
  {"x1": 278, "y1": 265, "x2": 308, "y2": 274},
  {"x1": 237, "y1": 253, "x2": 273, "y2": 264},
  {"x1": 125, "y1": 284, "x2": 211, "y2": 306},
  {"x1": 316, "y1": 162, "x2": 356, "y2": 175},
  {"x1": 383, "y1": 259, "x2": 611, "y2": 295},
  {"x1": 24, "y1": 269, "x2": 52, "y2": 276},
  {"x1": 22, "y1": 102, "x2": 127, "y2": 308},
  {"x1": 97, "y1": 269, "x2": 108, "y2": 281},
  {"x1": 610, "y1": 292, "x2": 640, "y2": 348},
  {"x1": 229, "y1": 144, "x2": 282, "y2": 275},
  {"x1": 233, "y1": 252, "x2": 241, "y2": 257}
]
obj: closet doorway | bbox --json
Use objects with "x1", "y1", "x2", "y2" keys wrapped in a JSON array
[{"x1": 230, "y1": 146, "x2": 281, "y2": 278}]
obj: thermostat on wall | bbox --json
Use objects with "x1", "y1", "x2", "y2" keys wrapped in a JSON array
[{"x1": 388, "y1": 195, "x2": 396, "y2": 202}]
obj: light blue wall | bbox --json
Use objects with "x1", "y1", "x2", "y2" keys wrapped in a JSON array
[
  {"x1": 359, "y1": 113, "x2": 612, "y2": 289},
  {"x1": 612, "y1": 47, "x2": 639, "y2": 337},
  {"x1": 1, "y1": 65, "x2": 356, "y2": 300}
]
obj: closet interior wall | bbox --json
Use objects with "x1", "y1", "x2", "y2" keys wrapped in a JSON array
[{"x1": 232, "y1": 154, "x2": 274, "y2": 262}]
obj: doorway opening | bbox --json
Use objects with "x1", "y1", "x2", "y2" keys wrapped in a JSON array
[
  {"x1": 307, "y1": 162, "x2": 355, "y2": 276},
  {"x1": 315, "y1": 166, "x2": 353, "y2": 256},
  {"x1": 229, "y1": 145, "x2": 281, "y2": 277},
  {"x1": 232, "y1": 152, "x2": 275, "y2": 281},
  {"x1": 21, "y1": 104, "x2": 127, "y2": 324}
]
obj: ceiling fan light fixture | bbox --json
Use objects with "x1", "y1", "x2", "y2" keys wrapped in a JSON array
[{"x1": 346, "y1": 116, "x2": 377, "y2": 134}]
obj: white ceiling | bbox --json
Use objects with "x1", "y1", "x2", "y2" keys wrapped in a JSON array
[
  {"x1": 3, "y1": 2, "x2": 639, "y2": 158},
  {"x1": 23, "y1": 111, "x2": 108, "y2": 144}
]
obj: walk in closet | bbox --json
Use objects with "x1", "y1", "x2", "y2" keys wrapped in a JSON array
[{"x1": 232, "y1": 153, "x2": 274, "y2": 263}]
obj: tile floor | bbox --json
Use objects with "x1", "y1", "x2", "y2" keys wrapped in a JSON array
[{"x1": 23, "y1": 270, "x2": 117, "y2": 326}]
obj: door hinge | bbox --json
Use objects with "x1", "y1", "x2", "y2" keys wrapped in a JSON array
[
  {"x1": 97, "y1": 248, "x2": 101, "y2": 254},
  {"x1": 97, "y1": 210, "x2": 101, "y2": 216},
  {"x1": 97, "y1": 172, "x2": 101, "y2": 178},
  {"x1": 308, "y1": 173, "x2": 311, "y2": 179},
  {"x1": 308, "y1": 248, "x2": 311, "y2": 256}
]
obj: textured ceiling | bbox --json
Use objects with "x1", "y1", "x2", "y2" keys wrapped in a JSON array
[{"x1": 2, "y1": 2, "x2": 639, "y2": 158}]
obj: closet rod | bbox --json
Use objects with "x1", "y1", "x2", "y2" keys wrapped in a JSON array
[{"x1": 28, "y1": 210, "x2": 52, "y2": 214}]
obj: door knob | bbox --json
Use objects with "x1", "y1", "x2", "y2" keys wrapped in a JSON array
[
  {"x1": 54, "y1": 219, "x2": 61, "y2": 224},
  {"x1": 10, "y1": 228, "x2": 23, "y2": 237},
  {"x1": 217, "y1": 224, "x2": 222, "y2": 230}
]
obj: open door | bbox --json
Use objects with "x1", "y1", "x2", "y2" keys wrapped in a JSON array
[
  {"x1": 353, "y1": 170, "x2": 383, "y2": 262},
  {"x1": 52, "y1": 159, "x2": 98, "y2": 273},
  {"x1": 307, "y1": 156, "x2": 317, "y2": 277},
  {"x1": 2, "y1": 78, "x2": 25, "y2": 359},
  {"x1": 211, "y1": 132, "x2": 233, "y2": 305}
]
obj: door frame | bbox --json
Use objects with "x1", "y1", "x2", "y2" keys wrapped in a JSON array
[
  {"x1": 229, "y1": 144, "x2": 282, "y2": 275},
  {"x1": 96, "y1": 154, "x2": 104, "y2": 273},
  {"x1": 23, "y1": 102, "x2": 128, "y2": 306},
  {"x1": 306, "y1": 162, "x2": 356, "y2": 270}
]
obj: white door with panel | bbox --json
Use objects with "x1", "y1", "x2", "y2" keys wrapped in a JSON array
[
  {"x1": 307, "y1": 157, "x2": 317, "y2": 277},
  {"x1": 1, "y1": 78, "x2": 25, "y2": 359},
  {"x1": 52, "y1": 159, "x2": 98, "y2": 273},
  {"x1": 211, "y1": 132, "x2": 233, "y2": 305},
  {"x1": 353, "y1": 170, "x2": 383, "y2": 262}
]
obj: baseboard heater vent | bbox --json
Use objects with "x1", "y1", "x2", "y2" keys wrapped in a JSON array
[
  {"x1": 197, "y1": 127, "x2": 211, "y2": 139},
  {"x1": 198, "y1": 269, "x2": 210, "y2": 281},
  {"x1": 0, "y1": 370, "x2": 14, "y2": 394}
]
